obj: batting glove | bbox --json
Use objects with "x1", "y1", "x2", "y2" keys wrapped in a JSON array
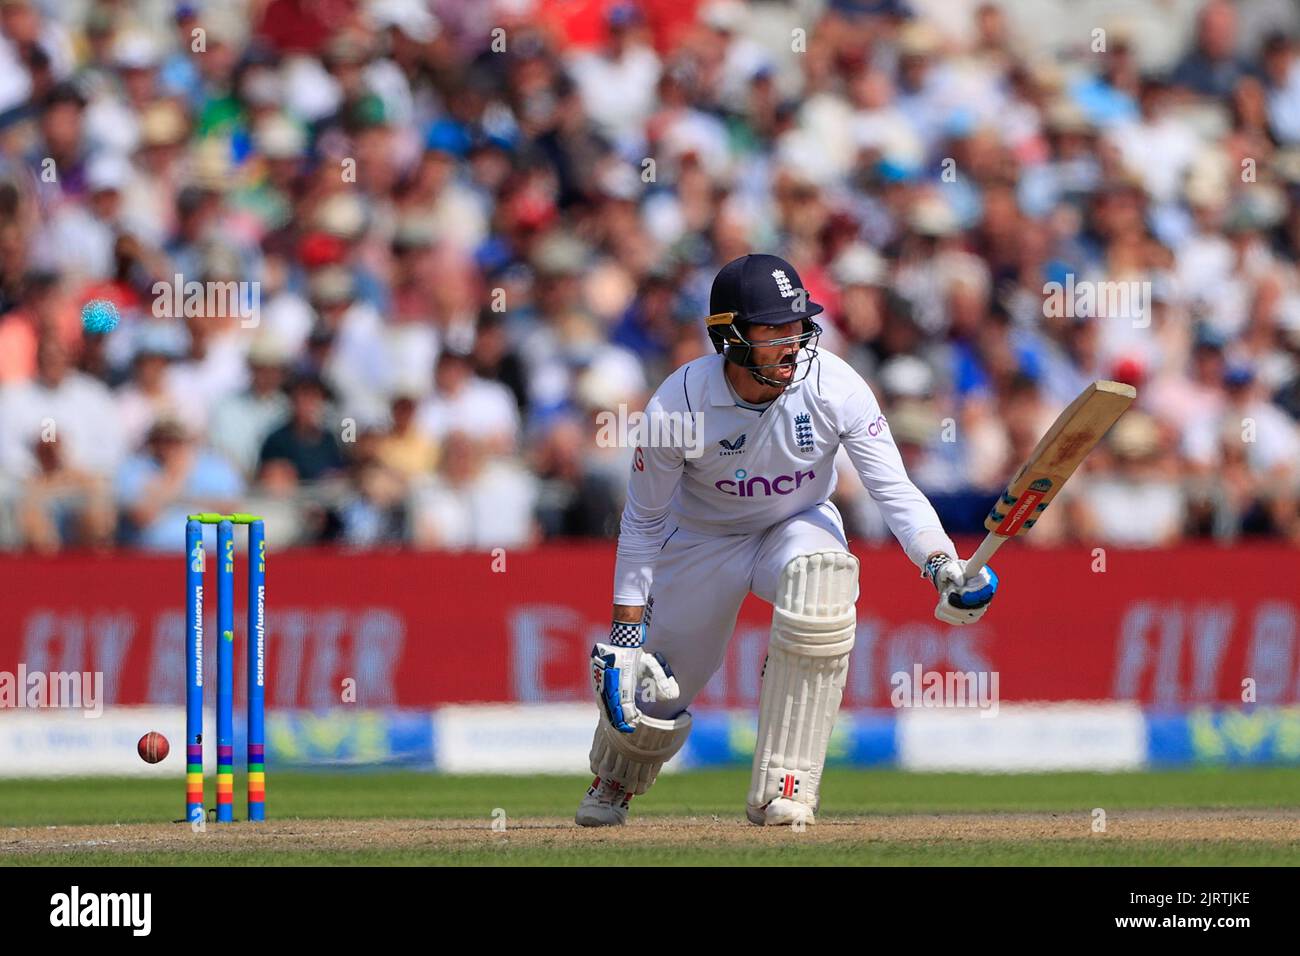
[
  {"x1": 590, "y1": 620, "x2": 680, "y2": 733},
  {"x1": 924, "y1": 554, "x2": 999, "y2": 626}
]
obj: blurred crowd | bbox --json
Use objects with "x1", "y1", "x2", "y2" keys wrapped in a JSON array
[{"x1": 1, "y1": 0, "x2": 1300, "y2": 553}]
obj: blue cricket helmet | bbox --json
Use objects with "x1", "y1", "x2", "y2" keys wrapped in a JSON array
[{"x1": 706, "y1": 254, "x2": 824, "y2": 388}]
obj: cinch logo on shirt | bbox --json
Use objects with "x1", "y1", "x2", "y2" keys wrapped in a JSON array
[{"x1": 714, "y1": 468, "x2": 816, "y2": 496}]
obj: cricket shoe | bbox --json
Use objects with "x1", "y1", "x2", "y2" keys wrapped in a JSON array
[
  {"x1": 746, "y1": 798, "x2": 815, "y2": 827},
  {"x1": 575, "y1": 776, "x2": 633, "y2": 827}
]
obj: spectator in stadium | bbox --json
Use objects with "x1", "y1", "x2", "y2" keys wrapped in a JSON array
[
  {"x1": 1170, "y1": 0, "x2": 1255, "y2": 99},
  {"x1": 257, "y1": 372, "x2": 346, "y2": 488},
  {"x1": 0, "y1": 270, "x2": 73, "y2": 384},
  {"x1": 1077, "y1": 411, "x2": 1187, "y2": 547},
  {"x1": 610, "y1": 263, "x2": 685, "y2": 374},
  {"x1": 416, "y1": 347, "x2": 519, "y2": 457},
  {"x1": 469, "y1": 309, "x2": 528, "y2": 413},
  {"x1": 114, "y1": 333, "x2": 193, "y2": 454},
  {"x1": 26, "y1": 82, "x2": 87, "y2": 208},
  {"x1": 409, "y1": 430, "x2": 537, "y2": 550},
  {"x1": 335, "y1": 424, "x2": 408, "y2": 547},
  {"x1": 116, "y1": 417, "x2": 243, "y2": 550},
  {"x1": 208, "y1": 336, "x2": 292, "y2": 478},
  {"x1": 1184, "y1": 364, "x2": 1300, "y2": 537},
  {"x1": 530, "y1": 415, "x2": 621, "y2": 538},
  {"x1": 310, "y1": 263, "x2": 392, "y2": 425},
  {"x1": 1262, "y1": 32, "x2": 1300, "y2": 144},
  {"x1": 16, "y1": 434, "x2": 115, "y2": 553},
  {"x1": 0, "y1": 336, "x2": 122, "y2": 481},
  {"x1": 567, "y1": 3, "x2": 660, "y2": 150},
  {"x1": 374, "y1": 390, "x2": 439, "y2": 483},
  {"x1": 1274, "y1": 320, "x2": 1300, "y2": 422}
]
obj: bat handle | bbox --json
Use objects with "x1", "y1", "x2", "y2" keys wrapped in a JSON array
[{"x1": 963, "y1": 532, "x2": 1008, "y2": 580}]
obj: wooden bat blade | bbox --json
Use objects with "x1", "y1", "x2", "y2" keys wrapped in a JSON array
[{"x1": 983, "y1": 380, "x2": 1136, "y2": 538}]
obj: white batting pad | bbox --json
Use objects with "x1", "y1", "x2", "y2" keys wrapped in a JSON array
[
  {"x1": 748, "y1": 551, "x2": 859, "y2": 818},
  {"x1": 589, "y1": 711, "x2": 692, "y2": 795}
]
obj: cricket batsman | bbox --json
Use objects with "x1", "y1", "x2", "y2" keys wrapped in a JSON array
[{"x1": 577, "y1": 254, "x2": 1000, "y2": 827}]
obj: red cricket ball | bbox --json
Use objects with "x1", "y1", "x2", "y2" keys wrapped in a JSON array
[{"x1": 138, "y1": 731, "x2": 169, "y2": 764}]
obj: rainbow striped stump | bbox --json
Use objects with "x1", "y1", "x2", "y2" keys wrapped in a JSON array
[
  {"x1": 217, "y1": 745, "x2": 235, "y2": 821},
  {"x1": 185, "y1": 519, "x2": 205, "y2": 824},
  {"x1": 216, "y1": 520, "x2": 235, "y2": 823},
  {"x1": 186, "y1": 744, "x2": 204, "y2": 822},
  {"x1": 247, "y1": 745, "x2": 266, "y2": 821},
  {"x1": 184, "y1": 513, "x2": 268, "y2": 823},
  {"x1": 247, "y1": 520, "x2": 266, "y2": 821}
]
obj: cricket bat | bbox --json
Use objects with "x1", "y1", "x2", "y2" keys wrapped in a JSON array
[{"x1": 963, "y1": 380, "x2": 1137, "y2": 578}]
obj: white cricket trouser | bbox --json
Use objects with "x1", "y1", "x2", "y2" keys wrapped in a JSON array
[{"x1": 640, "y1": 501, "x2": 850, "y2": 720}]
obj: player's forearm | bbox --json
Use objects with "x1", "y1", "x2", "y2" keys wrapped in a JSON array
[
  {"x1": 616, "y1": 498, "x2": 671, "y2": 559},
  {"x1": 869, "y1": 481, "x2": 957, "y2": 567},
  {"x1": 612, "y1": 604, "x2": 644, "y2": 623},
  {"x1": 613, "y1": 494, "x2": 675, "y2": 606},
  {"x1": 841, "y1": 418, "x2": 955, "y2": 566},
  {"x1": 906, "y1": 527, "x2": 959, "y2": 567},
  {"x1": 612, "y1": 552, "x2": 655, "y2": 606}
]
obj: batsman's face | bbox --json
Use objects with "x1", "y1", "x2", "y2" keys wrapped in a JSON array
[{"x1": 748, "y1": 320, "x2": 804, "y2": 383}]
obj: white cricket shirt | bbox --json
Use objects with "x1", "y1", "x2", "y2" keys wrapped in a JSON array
[{"x1": 613, "y1": 350, "x2": 956, "y2": 604}]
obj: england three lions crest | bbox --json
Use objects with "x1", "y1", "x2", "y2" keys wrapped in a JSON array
[{"x1": 793, "y1": 413, "x2": 815, "y2": 452}]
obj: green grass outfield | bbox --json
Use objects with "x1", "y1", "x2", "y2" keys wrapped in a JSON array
[{"x1": 1, "y1": 767, "x2": 1297, "y2": 865}]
